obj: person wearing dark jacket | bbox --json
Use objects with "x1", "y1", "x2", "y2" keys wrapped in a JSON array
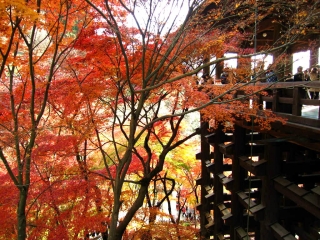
[
  {"x1": 266, "y1": 69, "x2": 277, "y2": 82},
  {"x1": 293, "y1": 66, "x2": 304, "y2": 81}
]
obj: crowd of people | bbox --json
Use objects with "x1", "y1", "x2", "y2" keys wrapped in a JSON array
[
  {"x1": 282, "y1": 66, "x2": 319, "y2": 83},
  {"x1": 265, "y1": 65, "x2": 320, "y2": 85},
  {"x1": 284, "y1": 66, "x2": 320, "y2": 99},
  {"x1": 198, "y1": 64, "x2": 320, "y2": 100}
]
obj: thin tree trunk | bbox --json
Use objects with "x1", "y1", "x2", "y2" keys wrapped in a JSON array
[
  {"x1": 17, "y1": 187, "x2": 28, "y2": 240},
  {"x1": 108, "y1": 183, "x2": 149, "y2": 240}
]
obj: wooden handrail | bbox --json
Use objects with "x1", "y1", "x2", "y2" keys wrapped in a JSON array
[{"x1": 236, "y1": 81, "x2": 320, "y2": 126}]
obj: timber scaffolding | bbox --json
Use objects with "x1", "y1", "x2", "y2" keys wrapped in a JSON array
[{"x1": 196, "y1": 81, "x2": 320, "y2": 240}]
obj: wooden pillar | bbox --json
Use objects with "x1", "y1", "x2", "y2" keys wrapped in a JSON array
[
  {"x1": 203, "y1": 56, "x2": 210, "y2": 77},
  {"x1": 310, "y1": 47, "x2": 319, "y2": 68},
  {"x1": 199, "y1": 121, "x2": 212, "y2": 239},
  {"x1": 260, "y1": 140, "x2": 282, "y2": 240},
  {"x1": 272, "y1": 23, "x2": 284, "y2": 79},
  {"x1": 230, "y1": 125, "x2": 247, "y2": 239},
  {"x1": 272, "y1": 90, "x2": 280, "y2": 112},
  {"x1": 238, "y1": 57, "x2": 252, "y2": 83},
  {"x1": 213, "y1": 125, "x2": 224, "y2": 238},
  {"x1": 215, "y1": 53, "x2": 224, "y2": 81},
  {"x1": 292, "y1": 87, "x2": 302, "y2": 116},
  {"x1": 284, "y1": 47, "x2": 294, "y2": 75}
]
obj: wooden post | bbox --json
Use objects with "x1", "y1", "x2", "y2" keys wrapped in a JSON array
[
  {"x1": 272, "y1": 90, "x2": 280, "y2": 112},
  {"x1": 284, "y1": 48, "x2": 293, "y2": 77},
  {"x1": 292, "y1": 87, "x2": 302, "y2": 116},
  {"x1": 272, "y1": 23, "x2": 283, "y2": 80},
  {"x1": 199, "y1": 121, "x2": 212, "y2": 239},
  {"x1": 260, "y1": 140, "x2": 282, "y2": 240},
  {"x1": 214, "y1": 125, "x2": 224, "y2": 238},
  {"x1": 231, "y1": 125, "x2": 247, "y2": 239},
  {"x1": 310, "y1": 48, "x2": 319, "y2": 68},
  {"x1": 215, "y1": 53, "x2": 224, "y2": 82}
]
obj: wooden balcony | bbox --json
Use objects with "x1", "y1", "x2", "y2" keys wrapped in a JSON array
[
  {"x1": 197, "y1": 81, "x2": 320, "y2": 240},
  {"x1": 257, "y1": 81, "x2": 320, "y2": 123}
]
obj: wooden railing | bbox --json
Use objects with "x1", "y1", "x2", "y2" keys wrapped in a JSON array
[{"x1": 255, "y1": 81, "x2": 320, "y2": 128}]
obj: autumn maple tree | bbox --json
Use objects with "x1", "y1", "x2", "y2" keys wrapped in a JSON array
[
  {"x1": 0, "y1": 0, "x2": 94, "y2": 239},
  {"x1": 73, "y1": 1, "x2": 308, "y2": 238},
  {"x1": 0, "y1": 0, "x2": 319, "y2": 239}
]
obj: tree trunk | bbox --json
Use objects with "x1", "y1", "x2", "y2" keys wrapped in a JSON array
[
  {"x1": 108, "y1": 183, "x2": 150, "y2": 240},
  {"x1": 17, "y1": 187, "x2": 28, "y2": 240},
  {"x1": 108, "y1": 188, "x2": 121, "y2": 240}
]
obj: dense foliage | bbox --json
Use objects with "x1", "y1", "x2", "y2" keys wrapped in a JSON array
[{"x1": 0, "y1": 0, "x2": 318, "y2": 239}]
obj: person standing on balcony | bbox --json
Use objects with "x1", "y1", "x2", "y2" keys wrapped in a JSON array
[
  {"x1": 222, "y1": 67, "x2": 237, "y2": 84},
  {"x1": 266, "y1": 65, "x2": 278, "y2": 82},
  {"x1": 285, "y1": 73, "x2": 294, "y2": 81},
  {"x1": 304, "y1": 69, "x2": 311, "y2": 81},
  {"x1": 293, "y1": 66, "x2": 304, "y2": 81},
  {"x1": 220, "y1": 70, "x2": 229, "y2": 84},
  {"x1": 309, "y1": 67, "x2": 319, "y2": 99}
]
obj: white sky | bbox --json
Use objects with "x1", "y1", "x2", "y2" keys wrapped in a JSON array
[
  {"x1": 125, "y1": 0, "x2": 191, "y2": 34},
  {"x1": 293, "y1": 50, "x2": 310, "y2": 73}
]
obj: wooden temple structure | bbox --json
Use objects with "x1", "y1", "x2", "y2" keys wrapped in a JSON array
[
  {"x1": 195, "y1": 1, "x2": 320, "y2": 239},
  {"x1": 196, "y1": 82, "x2": 320, "y2": 239}
]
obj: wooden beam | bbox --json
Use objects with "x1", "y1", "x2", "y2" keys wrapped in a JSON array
[
  {"x1": 219, "y1": 142, "x2": 234, "y2": 155},
  {"x1": 218, "y1": 173, "x2": 234, "y2": 190},
  {"x1": 239, "y1": 156, "x2": 267, "y2": 176},
  {"x1": 274, "y1": 177, "x2": 320, "y2": 218},
  {"x1": 270, "y1": 222, "x2": 296, "y2": 240}
]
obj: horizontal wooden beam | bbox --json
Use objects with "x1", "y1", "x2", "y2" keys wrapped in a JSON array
[
  {"x1": 218, "y1": 173, "x2": 234, "y2": 190},
  {"x1": 270, "y1": 222, "x2": 296, "y2": 240},
  {"x1": 239, "y1": 156, "x2": 267, "y2": 176},
  {"x1": 274, "y1": 177, "x2": 320, "y2": 218}
]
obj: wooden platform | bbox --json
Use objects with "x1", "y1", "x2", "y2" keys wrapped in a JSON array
[{"x1": 196, "y1": 83, "x2": 320, "y2": 240}]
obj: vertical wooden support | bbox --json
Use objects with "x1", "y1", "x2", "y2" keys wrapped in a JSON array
[
  {"x1": 310, "y1": 48, "x2": 319, "y2": 68},
  {"x1": 203, "y1": 56, "x2": 210, "y2": 81},
  {"x1": 215, "y1": 53, "x2": 224, "y2": 81},
  {"x1": 230, "y1": 125, "x2": 247, "y2": 239},
  {"x1": 238, "y1": 57, "x2": 252, "y2": 83},
  {"x1": 199, "y1": 121, "x2": 212, "y2": 239},
  {"x1": 282, "y1": 143, "x2": 297, "y2": 208},
  {"x1": 214, "y1": 126, "x2": 224, "y2": 239},
  {"x1": 260, "y1": 140, "x2": 282, "y2": 240},
  {"x1": 272, "y1": 90, "x2": 279, "y2": 112},
  {"x1": 292, "y1": 87, "x2": 302, "y2": 116},
  {"x1": 271, "y1": 23, "x2": 283, "y2": 79},
  {"x1": 284, "y1": 49, "x2": 293, "y2": 76}
]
